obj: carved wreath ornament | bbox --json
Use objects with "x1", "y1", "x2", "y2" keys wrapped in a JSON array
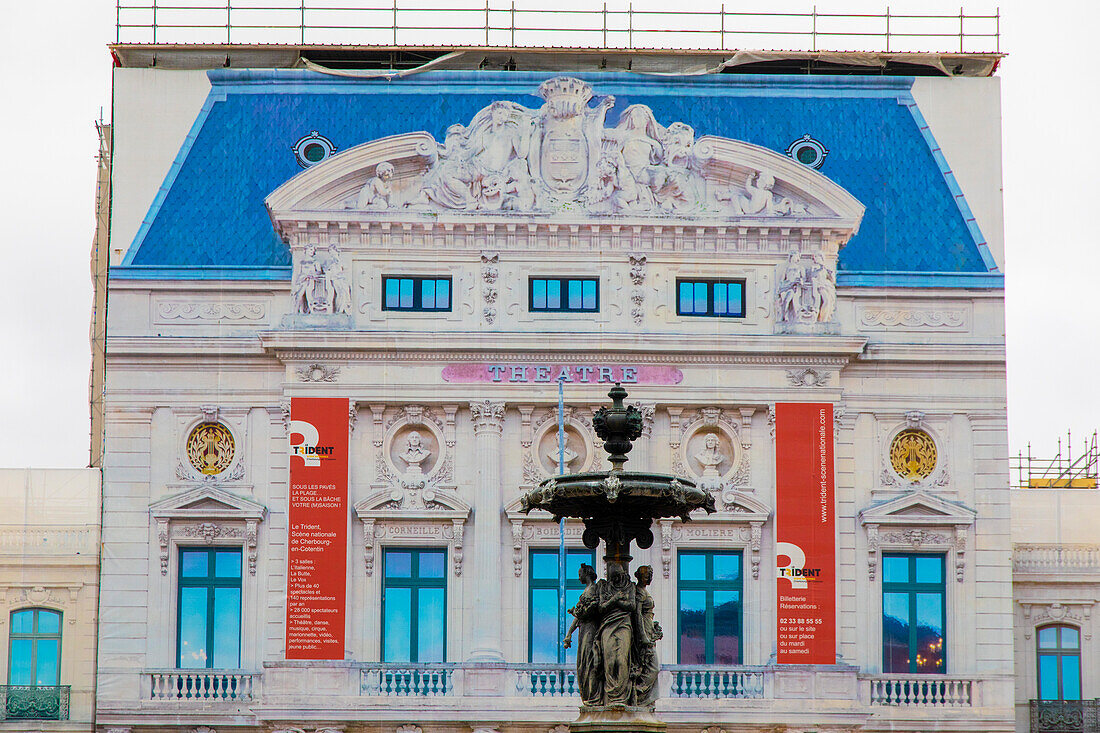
[
  {"x1": 889, "y1": 429, "x2": 938, "y2": 482},
  {"x1": 185, "y1": 422, "x2": 235, "y2": 476}
]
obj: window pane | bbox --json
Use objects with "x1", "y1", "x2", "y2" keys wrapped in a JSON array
[
  {"x1": 179, "y1": 587, "x2": 209, "y2": 668},
  {"x1": 417, "y1": 588, "x2": 445, "y2": 662},
  {"x1": 566, "y1": 552, "x2": 591, "y2": 580},
  {"x1": 1061, "y1": 627, "x2": 1080, "y2": 649},
  {"x1": 386, "y1": 551, "x2": 412, "y2": 578},
  {"x1": 418, "y1": 551, "x2": 445, "y2": 579},
  {"x1": 533, "y1": 280, "x2": 547, "y2": 309},
  {"x1": 713, "y1": 553, "x2": 740, "y2": 581},
  {"x1": 36, "y1": 610, "x2": 61, "y2": 635},
  {"x1": 883, "y1": 556, "x2": 909, "y2": 584},
  {"x1": 182, "y1": 550, "x2": 209, "y2": 578},
  {"x1": 547, "y1": 280, "x2": 561, "y2": 309},
  {"x1": 530, "y1": 588, "x2": 560, "y2": 663},
  {"x1": 679, "y1": 282, "x2": 694, "y2": 313},
  {"x1": 713, "y1": 590, "x2": 741, "y2": 664},
  {"x1": 1038, "y1": 627, "x2": 1058, "y2": 649},
  {"x1": 1038, "y1": 654, "x2": 1059, "y2": 700},
  {"x1": 213, "y1": 587, "x2": 241, "y2": 668},
  {"x1": 915, "y1": 592, "x2": 944, "y2": 672},
  {"x1": 385, "y1": 278, "x2": 399, "y2": 308},
  {"x1": 714, "y1": 283, "x2": 727, "y2": 315},
  {"x1": 679, "y1": 553, "x2": 706, "y2": 582},
  {"x1": 915, "y1": 556, "x2": 942, "y2": 584},
  {"x1": 383, "y1": 587, "x2": 411, "y2": 662},
  {"x1": 34, "y1": 639, "x2": 60, "y2": 685},
  {"x1": 568, "y1": 280, "x2": 581, "y2": 310},
  {"x1": 399, "y1": 279, "x2": 413, "y2": 308},
  {"x1": 679, "y1": 590, "x2": 706, "y2": 664},
  {"x1": 882, "y1": 591, "x2": 910, "y2": 673},
  {"x1": 215, "y1": 551, "x2": 241, "y2": 579},
  {"x1": 582, "y1": 280, "x2": 596, "y2": 309},
  {"x1": 1062, "y1": 656, "x2": 1082, "y2": 700},
  {"x1": 422, "y1": 279, "x2": 436, "y2": 309},
  {"x1": 436, "y1": 280, "x2": 450, "y2": 309},
  {"x1": 728, "y1": 283, "x2": 743, "y2": 315},
  {"x1": 531, "y1": 552, "x2": 558, "y2": 580},
  {"x1": 11, "y1": 610, "x2": 34, "y2": 634},
  {"x1": 694, "y1": 283, "x2": 707, "y2": 313},
  {"x1": 9, "y1": 638, "x2": 33, "y2": 685}
]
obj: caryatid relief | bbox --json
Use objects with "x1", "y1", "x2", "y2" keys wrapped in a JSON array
[{"x1": 342, "y1": 77, "x2": 819, "y2": 219}]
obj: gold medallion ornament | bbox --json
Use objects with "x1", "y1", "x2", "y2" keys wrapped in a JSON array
[
  {"x1": 186, "y1": 422, "x2": 235, "y2": 475},
  {"x1": 889, "y1": 429, "x2": 937, "y2": 482}
]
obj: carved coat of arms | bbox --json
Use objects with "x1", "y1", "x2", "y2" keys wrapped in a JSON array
[{"x1": 531, "y1": 78, "x2": 613, "y2": 197}]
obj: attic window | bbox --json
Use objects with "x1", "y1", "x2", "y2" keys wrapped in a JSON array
[
  {"x1": 786, "y1": 134, "x2": 828, "y2": 170},
  {"x1": 293, "y1": 131, "x2": 336, "y2": 168}
]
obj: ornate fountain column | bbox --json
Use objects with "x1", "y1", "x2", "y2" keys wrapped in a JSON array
[{"x1": 468, "y1": 400, "x2": 506, "y2": 662}]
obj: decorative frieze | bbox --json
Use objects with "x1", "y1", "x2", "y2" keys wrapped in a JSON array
[
  {"x1": 857, "y1": 304, "x2": 970, "y2": 332},
  {"x1": 154, "y1": 301, "x2": 266, "y2": 323}
]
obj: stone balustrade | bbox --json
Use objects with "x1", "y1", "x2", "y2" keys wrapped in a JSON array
[
  {"x1": 146, "y1": 670, "x2": 257, "y2": 701},
  {"x1": 665, "y1": 665, "x2": 767, "y2": 699},
  {"x1": 864, "y1": 674, "x2": 976, "y2": 707},
  {"x1": 1014, "y1": 544, "x2": 1100, "y2": 573}
]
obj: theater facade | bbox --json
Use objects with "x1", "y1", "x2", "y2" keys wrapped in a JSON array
[{"x1": 98, "y1": 48, "x2": 1012, "y2": 733}]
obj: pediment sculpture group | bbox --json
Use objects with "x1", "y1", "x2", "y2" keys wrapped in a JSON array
[
  {"x1": 348, "y1": 77, "x2": 811, "y2": 218},
  {"x1": 563, "y1": 563, "x2": 662, "y2": 709}
]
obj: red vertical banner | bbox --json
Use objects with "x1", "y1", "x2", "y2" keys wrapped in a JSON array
[
  {"x1": 774, "y1": 402, "x2": 836, "y2": 664},
  {"x1": 286, "y1": 397, "x2": 349, "y2": 660}
]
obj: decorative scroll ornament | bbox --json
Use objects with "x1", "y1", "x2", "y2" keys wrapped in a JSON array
[
  {"x1": 186, "y1": 422, "x2": 235, "y2": 476},
  {"x1": 889, "y1": 429, "x2": 938, "y2": 482}
]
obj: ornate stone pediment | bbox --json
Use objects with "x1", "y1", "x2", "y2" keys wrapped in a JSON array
[
  {"x1": 150, "y1": 485, "x2": 266, "y2": 522},
  {"x1": 266, "y1": 77, "x2": 864, "y2": 232},
  {"x1": 859, "y1": 491, "x2": 975, "y2": 582},
  {"x1": 354, "y1": 491, "x2": 471, "y2": 577},
  {"x1": 150, "y1": 486, "x2": 267, "y2": 576}
]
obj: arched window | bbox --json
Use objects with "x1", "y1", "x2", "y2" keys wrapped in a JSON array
[
  {"x1": 1037, "y1": 625, "x2": 1081, "y2": 701},
  {"x1": 8, "y1": 608, "x2": 62, "y2": 687}
]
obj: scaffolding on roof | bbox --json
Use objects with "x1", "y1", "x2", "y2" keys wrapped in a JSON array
[{"x1": 1013, "y1": 431, "x2": 1099, "y2": 489}]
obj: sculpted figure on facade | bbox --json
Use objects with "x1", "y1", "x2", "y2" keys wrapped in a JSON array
[
  {"x1": 546, "y1": 442, "x2": 579, "y2": 471},
  {"x1": 631, "y1": 565, "x2": 661, "y2": 706},
  {"x1": 351, "y1": 160, "x2": 394, "y2": 209},
  {"x1": 693, "y1": 433, "x2": 727, "y2": 480},
  {"x1": 563, "y1": 563, "x2": 601, "y2": 705},
  {"x1": 399, "y1": 430, "x2": 431, "y2": 475},
  {"x1": 291, "y1": 246, "x2": 351, "y2": 315},
  {"x1": 776, "y1": 250, "x2": 836, "y2": 326}
]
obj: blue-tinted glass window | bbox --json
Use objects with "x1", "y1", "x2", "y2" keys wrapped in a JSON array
[
  {"x1": 383, "y1": 548, "x2": 447, "y2": 662},
  {"x1": 382, "y1": 277, "x2": 452, "y2": 311},
  {"x1": 529, "y1": 278, "x2": 599, "y2": 313},
  {"x1": 1037, "y1": 625, "x2": 1082, "y2": 701},
  {"x1": 882, "y1": 554, "x2": 945, "y2": 673},
  {"x1": 677, "y1": 551, "x2": 742, "y2": 664},
  {"x1": 8, "y1": 608, "x2": 62, "y2": 686},
  {"x1": 529, "y1": 548, "x2": 596, "y2": 664},
  {"x1": 676, "y1": 279, "x2": 745, "y2": 318},
  {"x1": 177, "y1": 547, "x2": 242, "y2": 669}
]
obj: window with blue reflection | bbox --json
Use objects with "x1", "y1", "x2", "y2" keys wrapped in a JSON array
[
  {"x1": 382, "y1": 548, "x2": 447, "y2": 662},
  {"x1": 8, "y1": 608, "x2": 62, "y2": 686},
  {"x1": 677, "y1": 551, "x2": 742, "y2": 664},
  {"x1": 382, "y1": 276, "x2": 452, "y2": 311},
  {"x1": 676, "y1": 279, "x2": 745, "y2": 318},
  {"x1": 1037, "y1": 625, "x2": 1081, "y2": 701},
  {"x1": 528, "y1": 548, "x2": 596, "y2": 664},
  {"x1": 177, "y1": 548, "x2": 242, "y2": 669},
  {"x1": 529, "y1": 278, "x2": 598, "y2": 313},
  {"x1": 881, "y1": 554, "x2": 945, "y2": 673}
]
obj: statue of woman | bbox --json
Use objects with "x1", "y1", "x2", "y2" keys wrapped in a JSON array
[
  {"x1": 563, "y1": 563, "x2": 601, "y2": 705},
  {"x1": 631, "y1": 565, "x2": 661, "y2": 707},
  {"x1": 593, "y1": 566, "x2": 637, "y2": 706}
]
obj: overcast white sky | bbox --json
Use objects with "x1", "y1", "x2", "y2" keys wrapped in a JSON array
[{"x1": 0, "y1": 0, "x2": 1095, "y2": 468}]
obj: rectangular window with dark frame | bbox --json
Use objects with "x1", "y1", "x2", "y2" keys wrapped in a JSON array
[
  {"x1": 530, "y1": 278, "x2": 599, "y2": 313},
  {"x1": 677, "y1": 550, "x2": 742, "y2": 664},
  {"x1": 383, "y1": 276, "x2": 452, "y2": 311},
  {"x1": 177, "y1": 547, "x2": 242, "y2": 669},
  {"x1": 882, "y1": 553, "x2": 946, "y2": 674},
  {"x1": 382, "y1": 548, "x2": 447, "y2": 663},
  {"x1": 528, "y1": 548, "x2": 597, "y2": 664},
  {"x1": 676, "y1": 279, "x2": 745, "y2": 318}
]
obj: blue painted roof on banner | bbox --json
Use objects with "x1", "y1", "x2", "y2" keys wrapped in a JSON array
[{"x1": 118, "y1": 69, "x2": 997, "y2": 281}]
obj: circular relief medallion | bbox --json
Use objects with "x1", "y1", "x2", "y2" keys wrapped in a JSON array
[
  {"x1": 186, "y1": 422, "x2": 236, "y2": 476},
  {"x1": 889, "y1": 429, "x2": 937, "y2": 482}
]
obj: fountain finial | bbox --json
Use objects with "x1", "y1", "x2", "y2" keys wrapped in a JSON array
[{"x1": 592, "y1": 383, "x2": 644, "y2": 472}]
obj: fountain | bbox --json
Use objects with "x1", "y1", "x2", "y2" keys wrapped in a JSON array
[{"x1": 521, "y1": 384, "x2": 716, "y2": 733}]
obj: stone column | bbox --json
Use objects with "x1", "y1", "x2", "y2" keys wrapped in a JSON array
[{"x1": 468, "y1": 400, "x2": 506, "y2": 662}]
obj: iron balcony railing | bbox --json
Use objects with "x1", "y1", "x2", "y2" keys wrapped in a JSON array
[
  {"x1": 0, "y1": 685, "x2": 71, "y2": 721},
  {"x1": 1030, "y1": 700, "x2": 1100, "y2": 733},
  {"x1": 115, "y1": 2, "x2": 1000, "y2": 54}
]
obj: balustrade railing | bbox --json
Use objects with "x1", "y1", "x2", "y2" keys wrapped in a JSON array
[
  {"x1": 1015, "y1": 545, "x2": 1100, "y2": 573},
  {"x1": 0, "y1": 685, "x2": 70, "y2": 721},
  {"x1": 513, "y1": 664, "x2": 578, "y2": 697},
  {"x1": 148, "y1": 670, "x2": 256, "y2": 700},
  {"x1": 666, "y1": 665, "x2": 766, "y2": 699},
  {"x1": 360, "y1": 663, "x2": 456, "y2": 696},
  {"x1": 866, "y1": 675, "x2": 974, "y2": 707},
  {"x1": 1030, "y1": 700, "x2": 1100, "y2": 732}
]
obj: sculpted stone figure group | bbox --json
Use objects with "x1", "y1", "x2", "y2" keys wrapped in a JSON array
[
  {"x1": 776, "y1": 250, "x2": 837, "y2": 325},
  {"x1": 291, "y1": 245, "x2": 352, "y2": 316},
  {"x1": 563, "y1": 563, "x2": 663, "y2": 710},
  {"x1": 347, "y1": 77, "x2": 814, "y2": 219}
]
